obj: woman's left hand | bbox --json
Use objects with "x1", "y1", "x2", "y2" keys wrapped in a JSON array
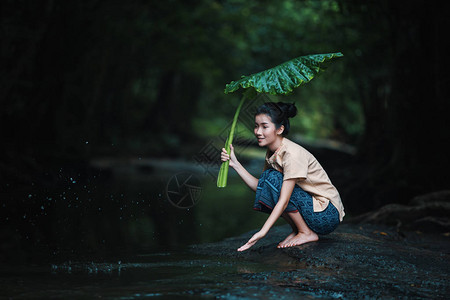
[{"x1": 237, "y1": 231, "x2": 265, "y2": 252}]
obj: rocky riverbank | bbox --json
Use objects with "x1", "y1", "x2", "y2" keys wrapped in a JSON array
[{"x1": 190, "y1": 222, "x2": 449, "y2": 299}]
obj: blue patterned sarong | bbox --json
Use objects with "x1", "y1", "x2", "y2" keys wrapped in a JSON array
[{"x1": 253, "y1": 169, "x2": 339, "y2": 235}]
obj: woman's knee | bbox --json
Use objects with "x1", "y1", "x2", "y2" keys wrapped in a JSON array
[
  {"x1": 264, "y1": 169, "x2": 283, "y2": 184},
  {"x1": 261, "y1": 168, "x2": 282, "y2": 178}
]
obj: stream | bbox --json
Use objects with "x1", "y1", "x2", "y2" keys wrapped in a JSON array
[{"x1": 1, "y1": 156, "x2": 449, "y2": 299}]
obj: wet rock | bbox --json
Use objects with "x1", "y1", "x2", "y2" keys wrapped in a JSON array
[{"x1": 190, "y1": 223, "x2": 450, "y2": 299}]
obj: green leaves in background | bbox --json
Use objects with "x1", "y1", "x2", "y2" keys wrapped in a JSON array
[{"x1": 224, "y1": 53, "x2": 344, "y2": 95}]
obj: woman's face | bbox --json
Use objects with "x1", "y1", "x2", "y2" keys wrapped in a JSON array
[{"x1": 254, "y1": 114, "x2": 283, "y2": 148}]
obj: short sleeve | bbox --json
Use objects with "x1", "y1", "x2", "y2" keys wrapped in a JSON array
[{"x1": 282, "y1": 150, "x2": 308, "y2": 180}]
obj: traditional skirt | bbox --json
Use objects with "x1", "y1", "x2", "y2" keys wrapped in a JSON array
[{"x1": 253, "y1": 169, "x2": 339, "y2": 235}]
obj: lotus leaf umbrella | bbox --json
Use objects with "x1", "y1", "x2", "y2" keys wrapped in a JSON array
[{"x1": 217, "y1": 52, "x2": 344, "y2": 188}]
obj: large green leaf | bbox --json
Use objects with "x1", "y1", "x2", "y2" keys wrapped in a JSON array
[{"x1": 224, "y1": 52, "x2": 343, "y2": 95}]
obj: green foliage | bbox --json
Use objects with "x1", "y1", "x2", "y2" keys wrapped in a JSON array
[
  {"x1": 195, "y1": 0, "x2": 364, "y2": 146},
  {"x1": 2, "y1": 0, "x2": 365, "y2": 164},
  {"x1": 224, "y1": 53, "x2": 344, "y2": 95}
]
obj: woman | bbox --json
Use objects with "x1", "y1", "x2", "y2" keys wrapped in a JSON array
[{"x1": 221, "y1": 102, "x2": 345, "y2": 252}]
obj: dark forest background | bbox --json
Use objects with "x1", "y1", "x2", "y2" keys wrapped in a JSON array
[{"x1": 1, "y1": 0, "x2": 449, "y2": 262}]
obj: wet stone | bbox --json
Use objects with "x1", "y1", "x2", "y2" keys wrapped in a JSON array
[{"x1": 189, "y1": 223, "x2": 450, "y2": 299}]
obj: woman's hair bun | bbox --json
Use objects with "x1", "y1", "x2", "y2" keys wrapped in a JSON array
[{"x1": 277, "y1": 102, "x2": 297, "y2": 118}]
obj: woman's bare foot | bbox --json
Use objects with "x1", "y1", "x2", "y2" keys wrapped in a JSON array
[
  {"x1": 278, "y1": 231, "x2": 319, "y2": 248},
  {"x1": 277, "y1": 232, "x2": 297, "y2": 248}
]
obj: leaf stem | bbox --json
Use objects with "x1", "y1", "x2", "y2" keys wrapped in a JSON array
[{"x1": 216, "y1": 92, "x2": 249, "y2": 188}]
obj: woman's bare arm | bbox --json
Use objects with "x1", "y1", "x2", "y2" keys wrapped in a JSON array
[
  {"x1": 237, "y1": 178, "x2": 297, "y2": 251},
  {"x1": 229, "y1": 160, "x2": 258, "y2": 192},
  {"x1": 221, "y1": 144, "x2": 258, "y2": 192}
]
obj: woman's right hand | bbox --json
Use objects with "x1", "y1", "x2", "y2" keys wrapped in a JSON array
[{"x1": 221, "y1": 144, "x2": 238, "y2": 168}]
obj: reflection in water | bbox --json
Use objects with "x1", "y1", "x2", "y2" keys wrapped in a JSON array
[
  {"x1": 1, "y1": 156, "x2": 268, "y2": 264},
  {"x1": 2, "y1": 157, "x2": 447, "y2": 299},
  {"x1": 1, "y1": 156, "x2": 300, "y2": 298},
  {"x1": 0, "y1": 250, "x2": 290, "y2": 299}
]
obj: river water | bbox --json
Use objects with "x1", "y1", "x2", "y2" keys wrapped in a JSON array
[
  {"x1": 2, "y1": 156, "x2": 448, "y2": 299},
  {"x1": 1, "y1": 250, "x2": 292, "y2": 299},
  {"x1": 1, "y1": 155, "x2": 288, "y2": 299}
]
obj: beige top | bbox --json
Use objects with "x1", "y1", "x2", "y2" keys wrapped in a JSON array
[{"x1": 263, "y1": 137, "x2": 345, "y2": 221}]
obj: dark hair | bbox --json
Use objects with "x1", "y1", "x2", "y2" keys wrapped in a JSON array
[{"x1": 255, "y1": 102, "x2": 297, "y2": 136}]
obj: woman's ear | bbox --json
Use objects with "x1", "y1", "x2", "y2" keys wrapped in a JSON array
[{"x1": 277, "y1": 125, "x2": 285, "y2": 136}]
